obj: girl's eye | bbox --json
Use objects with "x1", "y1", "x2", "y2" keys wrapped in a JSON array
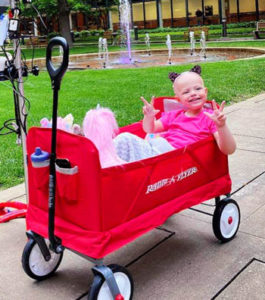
[{"x1": 196, "y1": 87, "x2": 202, "y2": 90}]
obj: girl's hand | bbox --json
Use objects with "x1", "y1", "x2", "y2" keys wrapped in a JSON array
[
  {"x1": 140, "y1": 96, "x2": 160, "y2": 117},
  {"x1": 204, "y1": 100, "x2": 226, "y2": 128}
]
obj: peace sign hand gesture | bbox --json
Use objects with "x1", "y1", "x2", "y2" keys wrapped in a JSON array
[
  {"x1": 140, "y1": 96, "x2": 160, "y2": 118},
  {"x1": 204, "y1": 100, "x2": 226, "y2": 128}
]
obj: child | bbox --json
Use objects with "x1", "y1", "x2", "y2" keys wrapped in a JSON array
[{"x1": 114, "y1": 65, "x2": 236, "y2": 162}]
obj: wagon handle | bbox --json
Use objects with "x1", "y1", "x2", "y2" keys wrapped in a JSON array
[
  {"x1": 46, "y1": 36, "x2": 69, "y2": 91},
  {"x1": 46, "y1": 37, "x2": 69, "y2": 254}
]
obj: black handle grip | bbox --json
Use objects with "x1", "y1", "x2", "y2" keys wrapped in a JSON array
[{"x1": 46, "y1": 37, "x2": 69, "y2": 90}]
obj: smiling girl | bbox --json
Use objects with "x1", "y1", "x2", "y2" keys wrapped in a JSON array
[{"x1": 114, "y1": 65, "x2": 236, "y2": 163}]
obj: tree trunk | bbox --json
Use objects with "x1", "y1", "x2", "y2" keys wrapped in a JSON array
[
  {"x1": 57, "y1": 0, "x2": 73, "y2": 48},
  {"x1": 84, "y1": 14, "x2": 88, "y2": 30}
]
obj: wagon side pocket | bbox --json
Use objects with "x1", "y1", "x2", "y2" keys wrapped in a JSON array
[
  {"x1": 31, "y1": 160, "x2": 50, "y2": 193},
  {"x1": 55, "y1": 164, "x2": 79, "y2": 204}
]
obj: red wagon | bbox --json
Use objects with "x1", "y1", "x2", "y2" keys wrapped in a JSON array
[{"x1": 21, "y1": 38, "x2": 240, "y2": 300}]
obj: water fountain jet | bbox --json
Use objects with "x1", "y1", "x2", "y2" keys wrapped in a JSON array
[
  {"x1": 98, "y1": 37, "x2": 103, "y2": 59},
  {"x1": 145, "y1": 33, "x2": 151, "y2": 56},
  {"x1": 119, "y1": 0, "x2": 132, "y2": 63},
  {"x1": 102, "y1": 38, "x2": 109, "y2": 68},
  {"x1": 200, "y1": 31, "x2": 207, "y2": 59},
  {"x1": 166, "y1": 34, "x2": 172, "y2": 64},
  {"x1": 190, "y1": 31, "x2": 195, "y2": 56}
]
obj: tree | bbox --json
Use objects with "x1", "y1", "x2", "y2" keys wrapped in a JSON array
[
  {"x1": 58, "y1": 0, "x2": 73, "y2": 47},
  {"x1": 21, "y1": 0, "x2": 119, "y2": 47},
  {"x1": 21, "y1": 0, "x2": 73, "y2": 47},
  {"x1": 71, "y1": 0, "x2": 119, "y2": 30}
]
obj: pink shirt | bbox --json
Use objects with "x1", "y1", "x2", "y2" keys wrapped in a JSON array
[{"x1": 159, "y1": 109, "x2": 217, "y2": 149}]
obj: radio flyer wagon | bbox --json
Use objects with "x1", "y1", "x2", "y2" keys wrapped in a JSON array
[{"x1": 21, "y1": 37, "x2": 240, "y2": 300}]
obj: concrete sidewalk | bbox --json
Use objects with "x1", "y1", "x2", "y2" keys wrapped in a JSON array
[{"x1": 1, "y1": 93, "x2": 265, "y2": 299}]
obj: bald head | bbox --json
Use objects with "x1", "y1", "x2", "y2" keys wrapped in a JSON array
[{"x1": 173, "y1": 72, "x2": 204, "y2": 97}]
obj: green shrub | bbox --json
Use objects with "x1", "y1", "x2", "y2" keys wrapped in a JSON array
[
  {"x1": 80, "y1": 30, "x2": 90, "y2": 38},
  {"x1": 47, "y1": 32, "x2": 60, "y2": 40},
  {"x1": 90, "y1": 29, "x2": 104, "y2": 36},
  {"x1": 228, "y1": 21, "x2": 256, "y2": 28},
  {"x1": 228, "y1": 27, "x2": 254, "y2": 33},
  {"x1": 138, "y1": 27, "x2": 188, "y2": 34},
  {"x1": 209, "y1": 24, "x2": 222, "y2": 30},
  {"x1": 138, "y1": 21, "x2": 256, "y2": 34},
  {"x1": 74, "y1": 31, "x2": 80, "y2": 38}
]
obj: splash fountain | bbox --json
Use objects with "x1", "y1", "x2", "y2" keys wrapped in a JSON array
[
  {"x1": 44, "y1": 47, "x2": 264, "y2": 71},
  {"x1": 59, "y1": 0, "x2": 265, "y2": 71},
  {"x1": 56, "y1": 8, "x2": 265, "y2": 71}
]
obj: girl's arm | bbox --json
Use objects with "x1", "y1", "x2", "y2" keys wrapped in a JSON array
[
  {"x1": 204, "y1": 100, "x2": 236, "y2": 155},
  {"x1": 141, "y1": 96, "x2": 165, "y2": 133},
  {"x1": 213, "y1": 125, "x2": 236, "y2": 155}
]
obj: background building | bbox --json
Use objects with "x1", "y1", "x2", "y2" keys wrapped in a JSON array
[
  {"x1": 108, "y1": 0, "x2": 265, "y2": 30},
  {"x1": 15, "y1": 0, "x2": 265, "y2": 35}
]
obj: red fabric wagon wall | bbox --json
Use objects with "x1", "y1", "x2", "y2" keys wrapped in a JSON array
[
  {"x1": 100, "y1": 135, "x2": 230, "y2": 231},
  {"x1": 26, "y1": 120, "x2": 231, "y2": 258},
  {"x1": 27, "y1": 128, "x2": 102, "y2": 234}
]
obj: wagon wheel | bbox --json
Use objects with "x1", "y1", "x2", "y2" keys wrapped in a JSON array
[
  {"x1": 88, "y1": 264, "x2": 134, "y2": 300},
  {"x1": 22, "y1": 238, "x2": 63, "y2": 281},
  {"x1": 212, "y1": 199, "x2": 240, "y2": 242}
]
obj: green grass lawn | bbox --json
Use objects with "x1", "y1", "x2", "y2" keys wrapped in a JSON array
[{"x1": 0, "y1": 54, "x2": 265, "y2": 189}]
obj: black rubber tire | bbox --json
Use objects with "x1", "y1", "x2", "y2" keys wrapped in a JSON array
[
  {"x1": 212, "y1": 199, "x2": 240, "y2": 243},
  {"x1": 22, "y1": 238, "x2": 63, "y2": 281},
  {"x1": 88, "y1": 264, "x2": 134, "y2": 300}
]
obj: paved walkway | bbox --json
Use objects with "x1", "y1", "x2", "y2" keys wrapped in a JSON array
[{"x1": 1, "y1": 93, "x2": 265, "y2": 299}]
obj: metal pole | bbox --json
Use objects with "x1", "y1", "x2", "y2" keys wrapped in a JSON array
[
  {"x1": 156, "y1": 0, "x2": 163, "y2": 28},
  {"x1": 185, "y1": 0, "x2": 189, "y2": 27},
  {"x1": 218, "y1": 0, "x2": 222, "y2": 24},
  {"x1": 202, "y1": 0, "x2": 205, "y2": 25},
  {"x1": 143, "y1": 0, "x2": 146, "y2": 29},
  {"x1": 218, "y1": 0, "x2": 227, "y2": 37},
  {"x1": 170, "y1": 0, "x2": 173, "y2": 27},
  {"x1": 158, "y1": 0, "x2": 163, "y2": 28},
  {"x1": 156, "y1": 0, "x2": 159, "y2": 27},
  {"x1": 237, "y1": 0, "x2": 240, "y2": 22},
  {"x1": 106, "y1": 0, "x2": 109, "y2": 29},
  {"x1": 10, "y1": 0, "x2": 29, "y2": 202},
  {"x1": 255, "y1": 0, "x2": 259, "y2": 21},
  {"x1": 130, "y1": 0, "x2": 134, "y2": 26},
  {"x1": 108, "y1": 10, "x2": 113, "y2": 31}
]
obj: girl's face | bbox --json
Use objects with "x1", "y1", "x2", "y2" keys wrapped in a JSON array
[{"x1": 173, "y1": 72, "x2": 208, "y2": 114}]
